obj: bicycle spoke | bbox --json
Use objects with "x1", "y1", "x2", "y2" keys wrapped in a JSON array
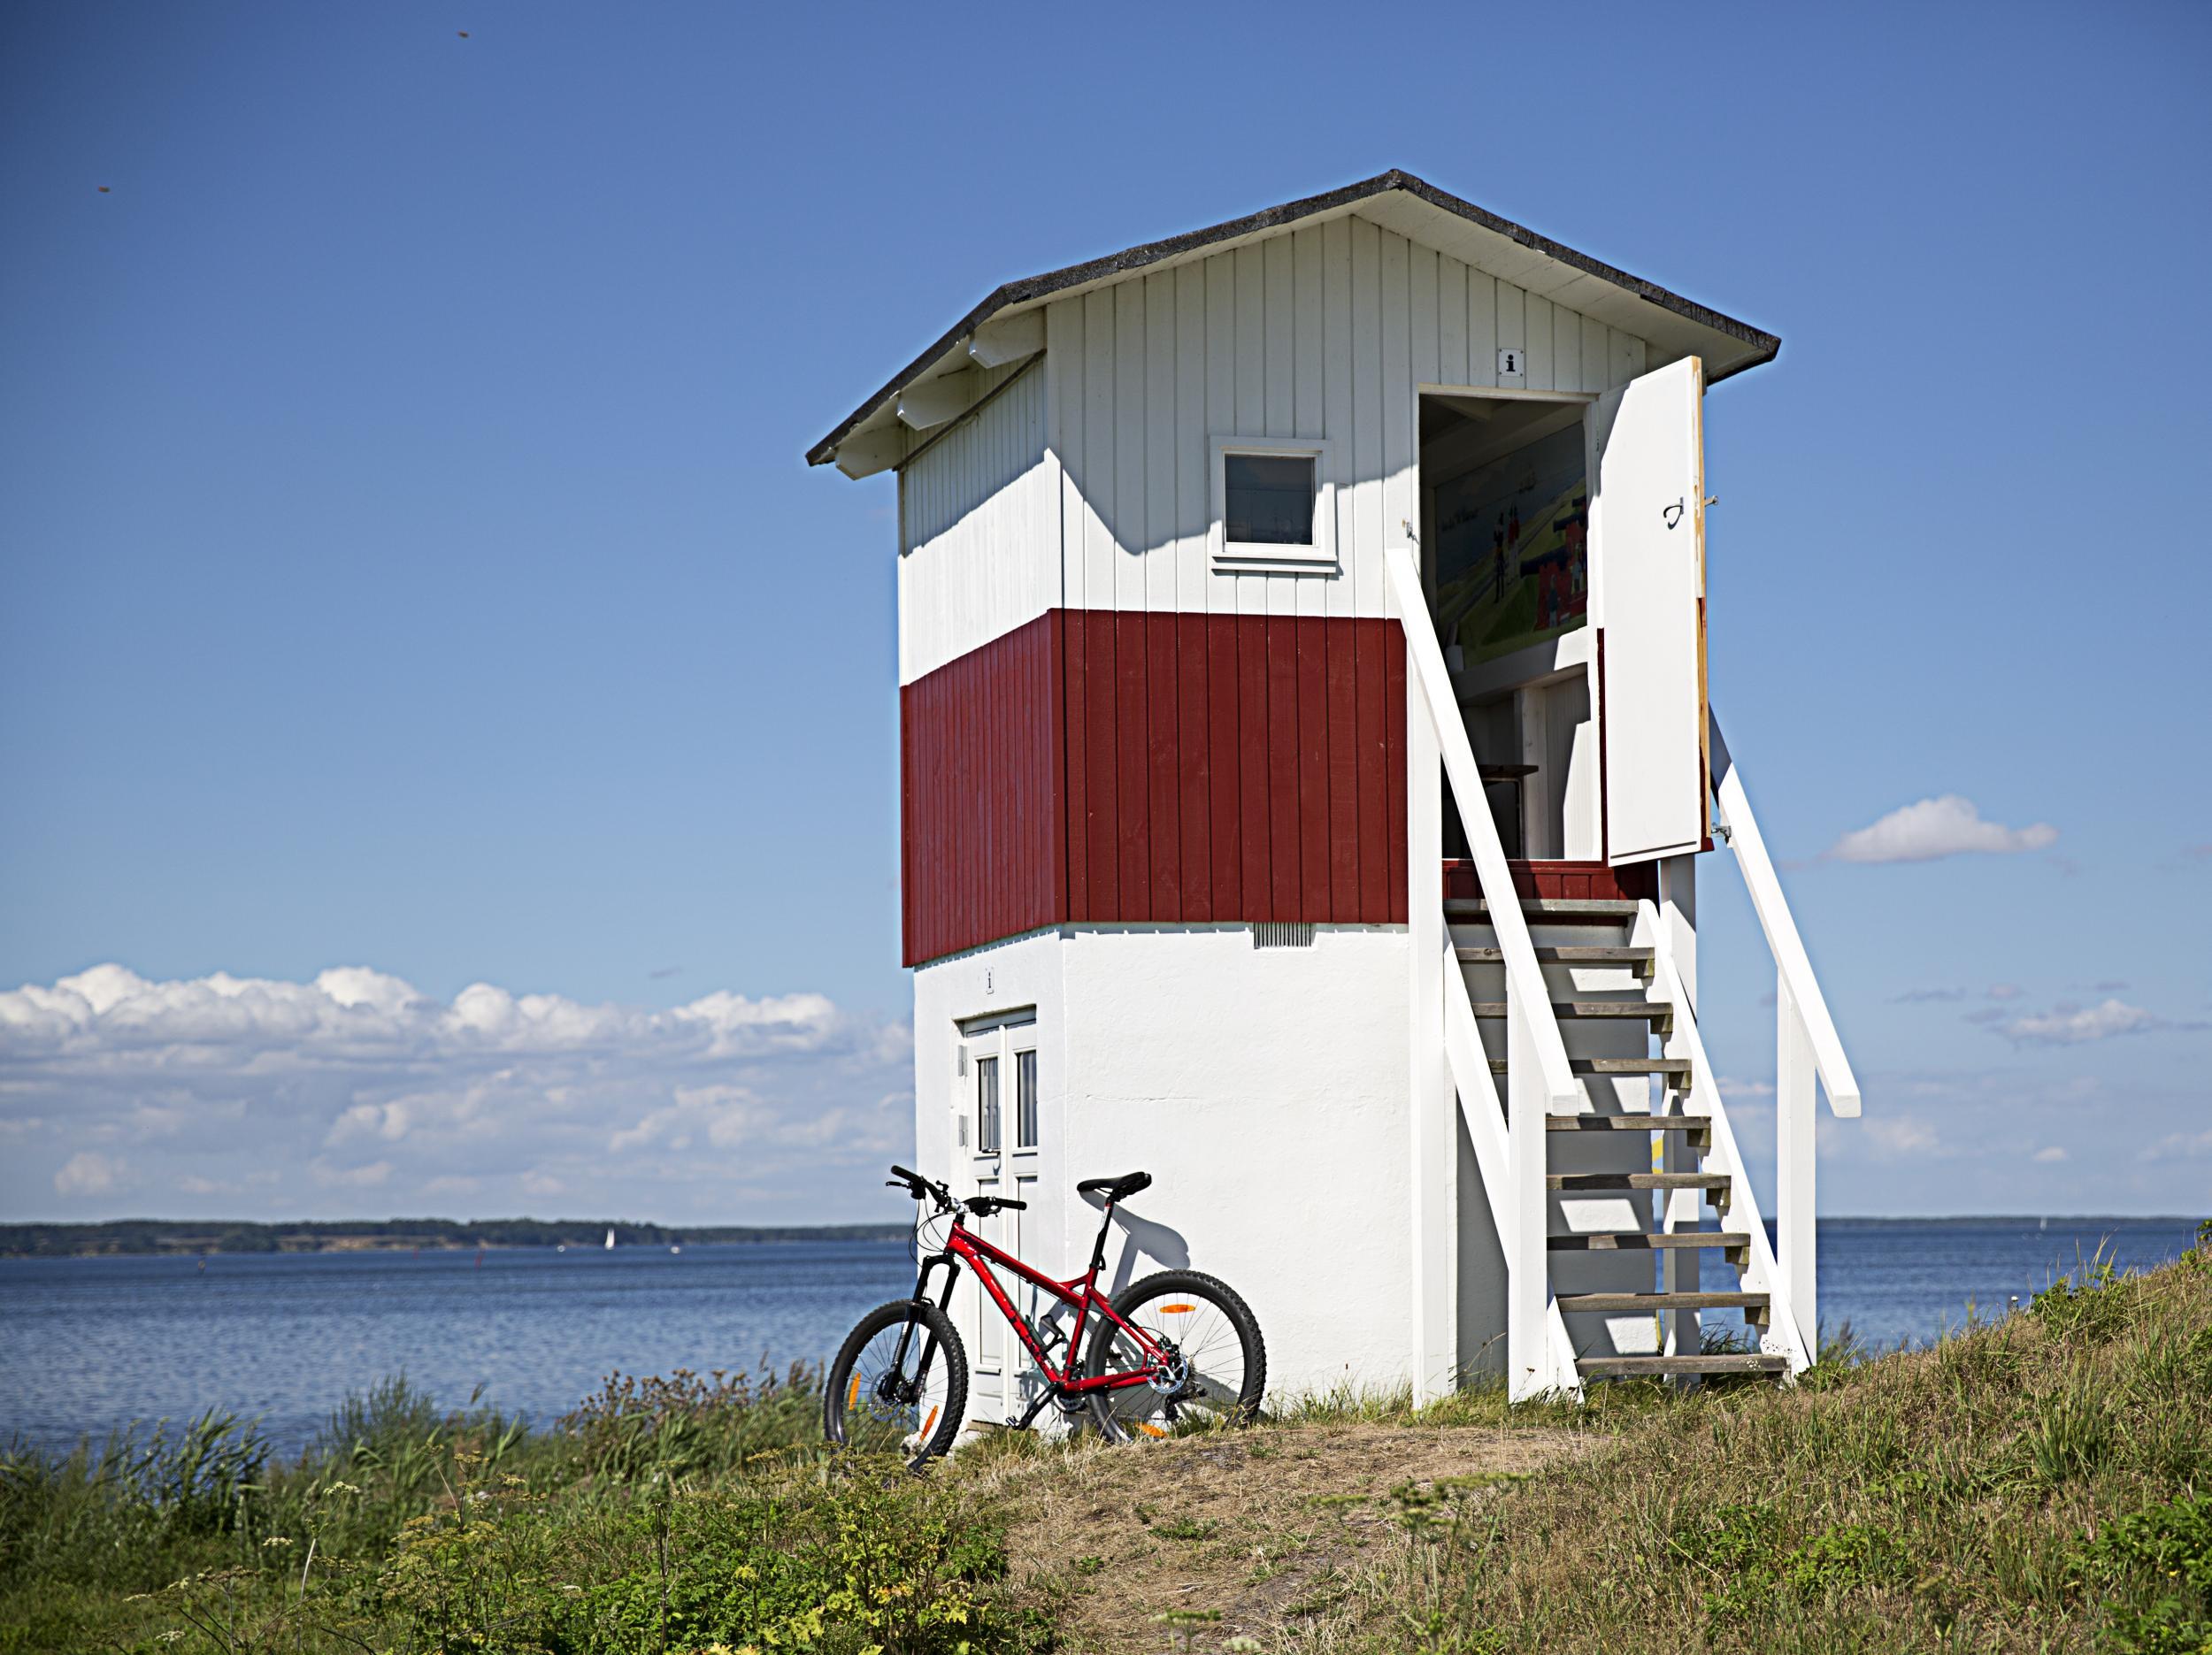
[
  {"x1": 839, "y1": 1315, "x2": 952, "y2": 1456},
  {"x1": 1093, "y1": 1293, "x2": 1252, "y2": 1437}
]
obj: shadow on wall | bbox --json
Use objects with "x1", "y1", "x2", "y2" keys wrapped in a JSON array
[{"x1": 1083, "y1": 1190, "x2": 1192, "y2": 1295}]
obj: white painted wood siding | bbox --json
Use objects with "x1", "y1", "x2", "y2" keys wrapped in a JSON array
[
  {"x1": 1044, "y1": 217, "x2": 1651, "y2": 619},
  {"x1": 898, "y1": 361, "x2": 1056, "y2": 684}
]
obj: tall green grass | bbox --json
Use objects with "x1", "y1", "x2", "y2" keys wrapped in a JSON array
[
  {"x1": 1356, "y1": 1226, "x2": 2212, "y2": 1654},
  {"x1": 0, "y1": 1366, "x2": 1044, "y2": 1654}
]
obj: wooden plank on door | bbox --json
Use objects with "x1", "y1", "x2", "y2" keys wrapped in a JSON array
[{"x1": 1592, "y1": 356, "x2": 1707, "y2": 864}]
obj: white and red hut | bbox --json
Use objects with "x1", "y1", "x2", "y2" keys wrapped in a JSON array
[{"x1": 809, "y1": 170, "x2": 1860, "y2": 1419}]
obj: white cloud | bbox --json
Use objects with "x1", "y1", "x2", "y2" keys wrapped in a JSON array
[
  {"x1": 2031, "y1": 1145, "x2": 2067, "y2": 1163},
  {"x1": 1826, "y1": 795, "x2": 2058, "y2": 864},
  {"x1": 0, "y1": 964, "x2": 913, "y2": 1222},
  {"x1": 2000, "y1": 999, "x2": 2159, "y2": 1046},
  {"x1": 53, "y1": 1150, "x2": 123, "y2": 1196},
  {"x1": 1863, "y1": 1116, "x2": 1940, "y2": 1156}
]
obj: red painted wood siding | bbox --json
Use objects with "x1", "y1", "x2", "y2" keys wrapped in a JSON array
[
  {"x1": 1440, "y1": 859, "x2": 1656, "y2": 904},
  {"x1": 902, "y1": 609, "x2": 1407, "y2": 964},
  {"x1": 901, "y1": 613, "x2": 1065, "y2": 968}
]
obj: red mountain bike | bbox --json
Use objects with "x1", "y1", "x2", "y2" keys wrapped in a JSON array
[{"x1": 824, "y1": 1164, "x2": 1265, "y2": 1466}]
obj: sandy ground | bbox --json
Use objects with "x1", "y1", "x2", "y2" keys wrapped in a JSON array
[{"x1": 972, "y1": 1421, "x2": 1589, "y2": 1653}]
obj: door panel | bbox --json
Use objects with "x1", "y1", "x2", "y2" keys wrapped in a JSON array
[{"x1": 1590, "y1": 356, "x2": 1708, "y2": 866}]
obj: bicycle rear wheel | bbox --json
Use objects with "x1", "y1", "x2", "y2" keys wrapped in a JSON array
[
  {"x1": 1082, "y1": 1269, "x2": 1265, "y2": 1442},
  {"x1": 824, "y1": 1299, "x2": 967, "y2": 1467}
]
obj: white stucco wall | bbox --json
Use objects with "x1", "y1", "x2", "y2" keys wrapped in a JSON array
[{"x1": 913, "y1": 922, "x2": 1428, "y2": 1423}]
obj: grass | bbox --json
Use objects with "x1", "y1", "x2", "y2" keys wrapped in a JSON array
[
  {"x1": 1326, "y1": 1230, "x2": 2212, "y2": 1655},
  {"x1": 6, "y1": 1227, "x2": 2208, "y2": 1652},
  {"x1": 0, "y1": 1366, "x2": 1048, "y2": 1654},
  {"x1": 958, "y1": 1230, "x2": 2212, "y2": 1651}
]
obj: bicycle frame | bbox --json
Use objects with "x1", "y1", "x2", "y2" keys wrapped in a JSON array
[{"x1": 896, "y1": 1199, "x2": 1171, "y2": 1424}]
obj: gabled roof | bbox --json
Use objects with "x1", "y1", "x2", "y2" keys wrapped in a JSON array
[{"x1": 807, "y1": 169, "x2": 1780, "y2": 470}]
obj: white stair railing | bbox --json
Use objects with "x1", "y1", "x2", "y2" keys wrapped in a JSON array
[
  {"x1": 1641, "y1": 899, "x2": 1815, "y2": 1374},
  {"x1": 1387, "y1": 546, "x2": 1582, "y2": 1400},
  {"x1": 1709, "y1": 715, "x2": 1862, "y2": 1357}
]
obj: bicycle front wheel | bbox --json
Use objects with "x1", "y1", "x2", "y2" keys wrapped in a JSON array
[
  {"x1": 824, "y1": 1299, "x2": 968, "y2": 1467},
  {"x1": 1082, "y1": 1269, "x2": 1265, "y2": 1443}
]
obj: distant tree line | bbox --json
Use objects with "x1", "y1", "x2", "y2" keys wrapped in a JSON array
[{"x1": 0, "y1": 1217, "x2": 908, "y2": 1258}]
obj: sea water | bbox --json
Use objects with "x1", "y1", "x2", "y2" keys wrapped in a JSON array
[{"x1": 0, "y1": 1218, "x2": 2199, "y2": 1455}]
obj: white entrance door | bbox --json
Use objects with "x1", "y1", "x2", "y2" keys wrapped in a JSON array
[{"x1": 1589, "y1": 356, "x2": 1709, "y2": 866}]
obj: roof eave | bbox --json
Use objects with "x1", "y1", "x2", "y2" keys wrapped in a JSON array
[{"x1": 806, "y1": 169, "x2": 1779, "y2": 468}]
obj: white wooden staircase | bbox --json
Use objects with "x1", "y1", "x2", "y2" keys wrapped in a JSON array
[
  {"x1": 1388, "y1": 546, "x2": 1860, "y2": 1402},
  {"x1": 1453, "y1": 890, "x2": 1787, "y2": 1383}
]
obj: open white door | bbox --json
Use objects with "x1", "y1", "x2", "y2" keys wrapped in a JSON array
[{"x1": 1590, "y1": 356, "x2": 1708, "y2": 866}]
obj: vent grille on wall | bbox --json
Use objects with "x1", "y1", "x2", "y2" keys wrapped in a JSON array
[{"x1": 1251, "y1": 923, "x2": 1317, "y2": 949}]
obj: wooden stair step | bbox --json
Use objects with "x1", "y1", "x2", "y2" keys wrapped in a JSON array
[
  {"x1": 1576, "y1": 1354, "x2": 1788, "y2": 1377},
  {"x1": 1455, "y1": 945, "x2": 1655, "y2": 969},
  {"x1": 1550, "y1": 1231, "x2": 1751, "y2": 1251},
  {"x1": 1548, "y1": 1171, "x2": 1727, "y2": 1191},
  {"x1": 1468, "y1": 1000, "x2": 1670, "y2": 1022},
  {"x1": 1556, "y1": 1291, "x2": 1769, "y2": 1313},
  {"x1": 1445, "y1": 897, "x2": 1640, "y2": 921},
  {"x1": 1488, "y1": 1057, "x2": 1691, "y2": 1077},
  {"x1": 1546, "y1": 1114, "x2": 1707, "y2": 1131}
]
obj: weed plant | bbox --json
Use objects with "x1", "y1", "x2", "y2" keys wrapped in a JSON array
[
  {"x1": 1359, "y1": 1224, "x2": 2212, "y2": 1654},
  {"x1": 0, "y1": 1366, "x2": 1043, "y2": 1654}
]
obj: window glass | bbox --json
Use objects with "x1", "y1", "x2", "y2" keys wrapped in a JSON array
[
  {"x1": 1224, "y1": 453, "x2": 1316, "y2": 545},
  {"x1": 1015, "y1": 1049, "x2": 1038, "y2": 1148},
  {"x1": 976, "y1": 1054, "x2": 1001, "y2": 1154}
]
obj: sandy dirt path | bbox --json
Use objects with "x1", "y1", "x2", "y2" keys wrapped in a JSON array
[{"x1": 975, "y1": 1421, "x2": 1590, "y2": 1652}]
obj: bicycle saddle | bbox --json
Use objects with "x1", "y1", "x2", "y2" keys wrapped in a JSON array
[{"x1": 1076, "y1": 1170, "x2": 1152, "y2": 1202}]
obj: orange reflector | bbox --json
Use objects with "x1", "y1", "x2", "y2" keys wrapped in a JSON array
[
  {"x1": 1159, "y1": 1303, "x2": 1196, "y2": 1314},
  {"x1": 1137, "y1": 1421, "x2": 1169, "y2": 1437},
  {"x1": 846, "y1": 1374, "x2": 861, "y2": 1410},
  {"x1": 922, "y1": 1405, "x2": 941, "y2": 1439}
]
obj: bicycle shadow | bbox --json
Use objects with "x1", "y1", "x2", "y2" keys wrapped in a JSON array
[{"x1": 1081, "y1": 1192, "x2": 1192, "y2": 1295}]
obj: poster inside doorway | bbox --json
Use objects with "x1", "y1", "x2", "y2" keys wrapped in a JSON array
[{"x1": 1432, "y1": 422, "x2": 1589, "y2": 667}]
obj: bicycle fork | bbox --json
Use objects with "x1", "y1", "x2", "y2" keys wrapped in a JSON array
[{"x1": 881, "y1": 1253, "x2": 961, "y2": 1407}]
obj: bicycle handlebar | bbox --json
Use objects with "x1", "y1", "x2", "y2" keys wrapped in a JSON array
[
  {"x1": 887, "y1": 1166, "x2": 1025, "y2": 1218},
  {"x1": 887, "y1": 1164, "x2": 954, "y2": 1211}
]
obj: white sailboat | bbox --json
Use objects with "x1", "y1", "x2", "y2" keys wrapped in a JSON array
[{"x1": 603, "y1": 1227, "x2": 616, "y2": 1250}]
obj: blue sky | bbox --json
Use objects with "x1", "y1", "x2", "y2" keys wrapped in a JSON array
[{"x1": 3, "y1": 1, "x2": 2207, "y2": 1222}]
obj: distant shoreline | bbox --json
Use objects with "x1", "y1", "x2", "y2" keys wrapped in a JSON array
[
  {"x1": 0, "y1": 1217, "x2": 910, "y2": 1259},
  {"x1": 1, "y1": 1212, "x2": 2194, "y2": 1260}
]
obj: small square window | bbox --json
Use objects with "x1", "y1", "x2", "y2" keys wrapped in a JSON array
[
  {"x1": 1224, "y1": 454, "x2": 1316, "y2": 546},
  {"x1": 1211, "y1": 435, "x2": 1337, "y2": 571}
]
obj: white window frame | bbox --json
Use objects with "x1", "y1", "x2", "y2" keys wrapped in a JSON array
[
  {"x1": 1210, "y1": 433, "x2": 1338, "y2": 573},
  {"x1": 958, "y1": 1008, "x2": 1036, "y2": 1167},
  {"x1": 1012, "y1": 1043, "x2": 1040, "y2": 1153}
]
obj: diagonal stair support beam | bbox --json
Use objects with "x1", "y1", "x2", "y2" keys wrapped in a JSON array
[{"x1": 1389, "y1": 544, "x2": 1582, "y2": 1402}]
